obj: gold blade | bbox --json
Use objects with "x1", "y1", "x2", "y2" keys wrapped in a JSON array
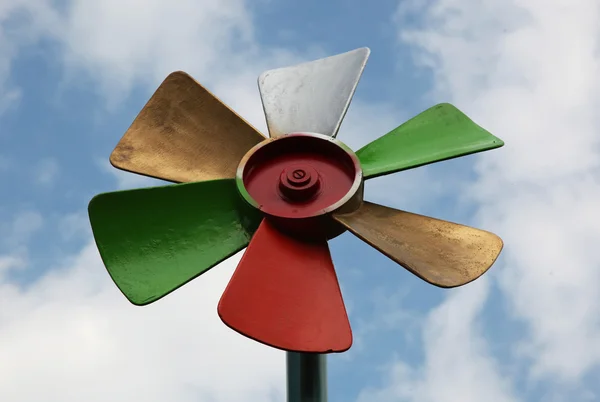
[
  {"x1": 333, "y1": 202, "x2": 503, "y2": 288},
  {"x1": 110, "y1": 71, "x2": 266, "y2": 183}
]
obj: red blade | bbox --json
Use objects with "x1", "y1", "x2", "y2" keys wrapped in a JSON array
[{"x1": 218, "y1": 219, "x2": 352, "y2": 353}]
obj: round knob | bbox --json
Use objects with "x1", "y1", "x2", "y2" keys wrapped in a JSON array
[{"x1": 278, "y1": 165, "x2": 321, "y2": 202}]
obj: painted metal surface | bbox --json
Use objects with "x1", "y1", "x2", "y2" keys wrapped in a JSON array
[
  {"x1": 237, "y1": 133, "x2": 362, "y2": 220},
  {"x1": 218, "y1": 219, "x2": 352, "y2": 353},
  {"x1": 110, "y1": 71, "x2": 265, "y2": 184},
  {"x1": 87, "y1": 46, "x2": 507, "y2": 373},
  {"x1": 88, "y1": 179, "x2": 261, "y2": 305},
  {"x1": 258, "y1": 48, "x2": 370, "y2": 138},
  {"x1": 356, "y1": 103, "x2": 504, "y2": 179},
  {"x1": 287, "y1": 352, "x2": 327, "y2": 402},
  {"x1": 333, "y1": 201, "x2": 503, "y2": 288}
]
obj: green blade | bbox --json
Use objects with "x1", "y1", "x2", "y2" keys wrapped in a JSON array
[
  {"x1": 88, "y1": 179, "x2": 262, "y2": 305},
  {"x1": 356, "y1": 103, "x2": 504, "y2": 179}
]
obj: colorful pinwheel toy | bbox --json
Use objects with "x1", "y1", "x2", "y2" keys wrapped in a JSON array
[{"x1": 88, "y1": 47, "x2": 504, "y2": 355}]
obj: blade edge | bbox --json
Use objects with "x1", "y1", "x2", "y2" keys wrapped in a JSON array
[
  {"x1": 88, "y1": 178, "x2": 262, "y2": 305},
  {"x1": 218, "y1": 219, "x2": 352, "y2": 352},
  {"x1": 333, "y1": 202, "x2": 504, "y2": 288},
  {"x1": 110, "y1": 71, "x2": 266, "y2": 183}
]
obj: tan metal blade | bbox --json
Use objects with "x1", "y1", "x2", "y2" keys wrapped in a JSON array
[
  {"x1": 333, "y1": 202, "x2": 503, "y2": 288},
  {"x1": 110, "y1": 71, "x2": 266, "y2": 183}
]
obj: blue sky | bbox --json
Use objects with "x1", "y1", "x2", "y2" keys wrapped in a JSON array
[{"x1": 1, "y1": 1, "x2": 600, "y2": 401}]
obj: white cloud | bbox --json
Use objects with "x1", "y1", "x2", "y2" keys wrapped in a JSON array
[
  {"x1": 348, "y1": 285, "x2": 419, "y2": 359},
  {"x1": 386, "y1": 0, "x2": 600, "y2": 389},
  {"x1": 0, "y1": 21, "x2": 20, "y2": 113},
  {"x1": 0, "y1": 2, "x2": 451, "y2": 401},
  {"x1": 0, "y1": 211, "x2": 40, "y2": 280},
  {"x1": 57, "y1": 212, "x2": 91, "y2": 241},
  {"x1": 56, "y1": 0, "x2": 253, "y2": 104},
  {"x1": 358, "y1": 278, "x2": 518, "y2": 402},
  {"x1": 3, "y1": 210, "x2": 44, "y2": 249},
  {"x1": 34, "y1": 157, "x2": 60, "y2": 186},
  {"x1": 0, "y1": 1, "x2": 295, "y2": 400},
  {"x1": 0, "y1": 0, "x2": 62, "y2": 113},
  {"x1": 0, "y1": 0, "x2": 308, "y2": 111},
  {"x1": 0, "y1": 254, "x2": 26, "y2": 280},
  {"x1": 0, "y1": 243, "x2": 285, "y2": 402}
]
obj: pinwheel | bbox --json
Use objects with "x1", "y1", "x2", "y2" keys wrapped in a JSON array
[{"x1": 88, "y1": 47, "x2": 504, "y2": 355}]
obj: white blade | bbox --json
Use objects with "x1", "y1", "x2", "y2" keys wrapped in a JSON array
[{"x1": 258, "y1": 47, "x2": 370, "y2": 138}]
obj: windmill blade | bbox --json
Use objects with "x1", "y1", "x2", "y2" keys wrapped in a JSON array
[
  {"x1": 258, "y1": 47, "x2": 370, "y2": 138},
  {"x1": 88, "y1": 179, "x2": 262, "y2": 305},
  {"x1": 356, "y1": 103, "x2": 504, "y2": 179},
  {"x1": 218, "y1": 219, "x2": 352, "y2": 353},
  {"x1": 110, "y1": 71, "x2": 266, "y2": 184},
  {"x1": 333, "y1": 201, "x2": 503, "y2": 288}
]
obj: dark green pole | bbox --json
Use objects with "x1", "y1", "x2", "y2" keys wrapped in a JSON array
[{"x1": 287, "y1": 352, "x2": 327, "y2": 402}]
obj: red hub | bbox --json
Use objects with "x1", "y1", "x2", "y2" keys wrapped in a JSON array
[
  {"x1": 278, "y1": 165, "x2": 321, "y2": 202},
  {"x1": 236, "y1": 132, "x2": 363, "y2": 238}
]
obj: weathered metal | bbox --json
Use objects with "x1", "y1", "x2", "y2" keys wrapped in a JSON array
[
  {"x1": 110, "y1": 71, "x2": 265, "y2": 183},
  {"x1": 258, "y1": 48, "x2": 370, "y2": 138},
  {"x1": 356, "y1": 103, "x2": 504, "y2": 179},
  {"x1": 334, "y1": 202, "x2": 504, "y2": 287}
]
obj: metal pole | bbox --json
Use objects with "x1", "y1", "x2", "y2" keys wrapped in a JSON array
[{"x1": 286, "y1": 352, "x2": 327, "y2": 402}]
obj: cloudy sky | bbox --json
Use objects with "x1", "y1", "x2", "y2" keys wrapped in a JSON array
[{"x1": 1, "y1": 0, "x2": 599, "y2": 401}]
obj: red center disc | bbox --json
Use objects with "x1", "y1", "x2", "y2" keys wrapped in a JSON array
[
  {"x1": 278, "y1": 164, "x2": 321, "y2": 202},
  {"x1": 236, "y1": 133, "x2": 362, "y2": 220}
]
